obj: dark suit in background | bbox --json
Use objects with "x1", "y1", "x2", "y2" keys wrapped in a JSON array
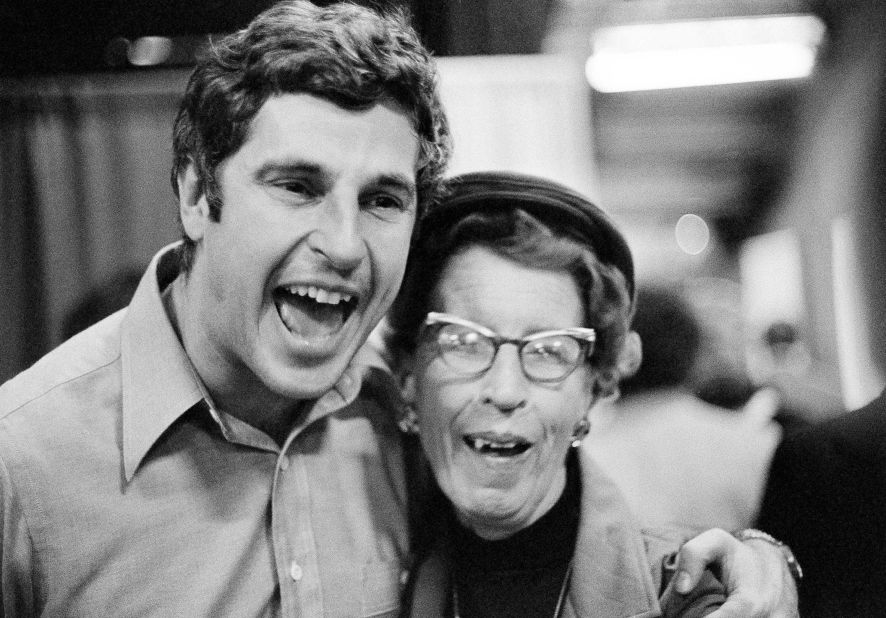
[{"x1": 757, "y1": 389, "x2": 886, "y2": 616}]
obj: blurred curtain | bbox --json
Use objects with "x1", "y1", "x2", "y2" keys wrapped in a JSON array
[
  {"x1": 0, "y1": 98, "x2": 46, "y2": 381},
  {"x1": 0, "y1": 69, "x2": 188, "y2": 383}
]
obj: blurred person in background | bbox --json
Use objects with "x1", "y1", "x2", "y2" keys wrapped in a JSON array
[
  {"x1": 589, "y1": 286, "x2": 782, "y2": 531},
  {"x1": 60, "y1": 268, "x2": 143, "y2": 340},
  {"x1": 757, "y1": 387, "x2": 886, "y2": 616},
  {"x1": 386, "y1": 172, "x2": 799, "y2": 617},
  {"x1": 682, "y1": 282, "x2": 758, "y2": 413},
  {"x1": 746, "y1": 320, "x2": 843, "y2": 429}
]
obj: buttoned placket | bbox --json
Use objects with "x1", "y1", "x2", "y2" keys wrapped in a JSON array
[
  {"x1": 272, "y1": 428, "x2": 325, "y2": 616},
  {"x1": 194, "y1": 391, "x2": 329, "y2": 616},
  {"x1": 269, "y1": 371, "x2": 361, "y2": 617},
  {"x1": 195, "y1": 365, "x2": 369, "y2": 616}
]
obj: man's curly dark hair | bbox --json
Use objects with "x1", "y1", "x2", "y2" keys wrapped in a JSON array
[{"x1": 170, "y1": 0, "x2": 451, "y2": 271}]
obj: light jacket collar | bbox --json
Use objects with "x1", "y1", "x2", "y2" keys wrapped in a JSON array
[{"x1": 563, "y1": 447, "x2": 660, "y2": 617}]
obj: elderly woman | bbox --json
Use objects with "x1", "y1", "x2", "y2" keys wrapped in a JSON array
[{"x1": 384, "y1": 171, "x2": 745, "y2": 617}]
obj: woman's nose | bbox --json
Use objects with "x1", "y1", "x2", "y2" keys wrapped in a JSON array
[{"x1": 479, "y1": 345, "x2": 529, "y2": 412}]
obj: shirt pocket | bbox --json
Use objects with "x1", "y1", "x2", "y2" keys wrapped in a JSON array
[{"x1": 360, "y1": 559, "x2": 404, "y2": 617}]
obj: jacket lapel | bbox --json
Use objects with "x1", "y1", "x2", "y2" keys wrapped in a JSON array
[{"x1": 565, "y1": 448, "x2": 660, "y2": 617}]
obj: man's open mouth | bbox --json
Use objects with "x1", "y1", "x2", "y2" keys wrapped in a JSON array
[
  {"x1": 463, "y1": 433, "x2": 532, "y2": 457},
  {"x1": 273, "y1": 284, "x2": 358, "y2": 340}
]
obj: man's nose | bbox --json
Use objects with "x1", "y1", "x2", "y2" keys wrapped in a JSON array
[
  {"x1": 479, "y1": 345, "x2": 529, "y2": 413},
  {"x1": 307, "y1": 197, "x2": 366, "y2": 270}
]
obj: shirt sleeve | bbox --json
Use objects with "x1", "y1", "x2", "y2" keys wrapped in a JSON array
[{"x1": 0, "y1": 450, "x2": 37, "y2": 618}]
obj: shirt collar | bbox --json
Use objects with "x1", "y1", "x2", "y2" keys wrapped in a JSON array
[
  {"x1": 121, "y1": 243, "x2": 204, "y2": 482},
  {"x1": 120, "y1": 242, "x2": 371, "y2": 481}
]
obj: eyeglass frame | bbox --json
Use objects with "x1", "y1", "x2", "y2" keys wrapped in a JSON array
[{"x1": 421, "y1": 312, "x2": 597, "y2": 383}]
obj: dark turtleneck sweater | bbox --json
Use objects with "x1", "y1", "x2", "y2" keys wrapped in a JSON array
[{"x1": 449, "y1": 453, "x2": 581, "y2": 618}]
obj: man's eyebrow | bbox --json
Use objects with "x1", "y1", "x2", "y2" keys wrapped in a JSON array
[
  {"x1": 254, "y1": 161, "x2": 416, "y2": 198},
  {"x1": 372, "y1": 173, "x2": 417, "y2": 199},
  {"x1": 255, "y1": 160, "x2": 326, "y2": 179}
]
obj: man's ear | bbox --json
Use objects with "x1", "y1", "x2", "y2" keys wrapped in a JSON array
[{"x1": 177, "y1": 162, "x2": 210, "y2": 242}]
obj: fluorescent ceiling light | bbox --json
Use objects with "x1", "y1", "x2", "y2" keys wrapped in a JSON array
[{"x1": 586, "y1": 14, "x2": 826, "y2": 92}]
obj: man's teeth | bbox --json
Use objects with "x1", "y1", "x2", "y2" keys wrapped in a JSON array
[{"x1": 286, "y1": 285, "x2": 353, "y2": 305}]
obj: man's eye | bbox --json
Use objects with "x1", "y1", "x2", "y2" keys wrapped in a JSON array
[
  {"x1": 362, "y1": 193, "x2": 406, "y2": 213},
  {"x1": 280, "y1": 180, "x2": 315, "y2": 196}
]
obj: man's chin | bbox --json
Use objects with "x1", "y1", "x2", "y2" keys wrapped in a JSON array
[
  {"x1": 259, "y1": 348, "x2": 359, "y2": 399},
  {"x1": 258, "y1": 313, "x2": 372, "y2": 400},
  {"x1": 269, "y1": 364, "x2": 349, "y2": 401}
]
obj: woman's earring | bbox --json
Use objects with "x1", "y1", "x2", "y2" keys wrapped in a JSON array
[
  {"x1": 397, "y1": 405, "x2": 420, "y2": 435},
  {"x1": 570, "y1": 418, "x2": 591, "y2": 448}
]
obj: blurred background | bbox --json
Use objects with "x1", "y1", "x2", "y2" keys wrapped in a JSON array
[{"x1": 2, "y1": 0, "x2": 884, "y2": 421}]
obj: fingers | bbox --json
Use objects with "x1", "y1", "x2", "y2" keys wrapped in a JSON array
[
  {"x1": 674, "y1": 529, "x2": 768, "y2": 616},
  {"x1": 673, "y1": 528, "x2": 736, "y2": 594},
  {"x1": 675, "y1": 528, "x2": 800, "y2": 617}
]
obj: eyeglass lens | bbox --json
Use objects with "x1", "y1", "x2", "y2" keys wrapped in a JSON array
[{"x1": 435, "y1": 323, "x2": 584, "y2": 381}]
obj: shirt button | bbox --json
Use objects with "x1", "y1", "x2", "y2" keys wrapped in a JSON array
[
  {"x1": 279, "y1": 457, "x2": 290, "y2": 471},
  {"x1": 289, "y1": 561, "x2": 303, "y2": 581}
]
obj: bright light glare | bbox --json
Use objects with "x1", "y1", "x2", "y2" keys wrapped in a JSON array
[
  {"x1": 127, "y1": 37, "x2": 174, "y2": 67},
  {"x1": 675, "y1": 214, "x2": 710, "y2": 255},
  {"x1": 586, "y1": 15, "x2": 825, "y2": 92},
  {"x1": 588, "y1": 44, "x2": 817, "y2": 91}
]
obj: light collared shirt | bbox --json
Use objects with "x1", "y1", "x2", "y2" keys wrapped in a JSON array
[{"x1": 0, "y1": 244, "x2": 409, "y2": 617}]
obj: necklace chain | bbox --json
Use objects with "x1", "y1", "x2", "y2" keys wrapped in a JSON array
[{"x1": 451, "y1": 560, "x2": 573, "y2": 618}]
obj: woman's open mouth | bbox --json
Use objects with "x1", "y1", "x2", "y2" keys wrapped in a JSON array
[
  {"x1": 463, "y1": 432, "x2": 532, "y2": 458},
  {"x1": 273, "y1": 284, "x2": 358, "y2": 340}
]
